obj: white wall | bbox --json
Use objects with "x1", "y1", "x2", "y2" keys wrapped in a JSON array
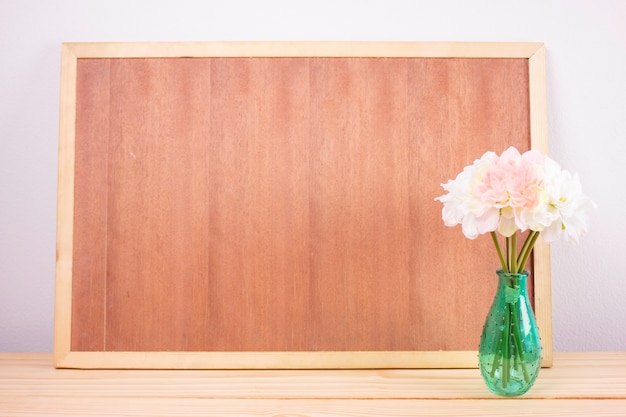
[{"x1": 1, "y1": 0, "x2": 625, "y2": 352}]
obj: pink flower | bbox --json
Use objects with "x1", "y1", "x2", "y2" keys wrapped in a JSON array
[{"x1": 471, "y1": 147, "x2": 545, "y2": 235}]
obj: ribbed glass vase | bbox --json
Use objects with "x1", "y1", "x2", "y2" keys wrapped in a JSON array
[{"x1": 478, "y1": 269, "x2": 542, "y2": 397}]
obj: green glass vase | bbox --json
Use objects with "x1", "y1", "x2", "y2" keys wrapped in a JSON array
[{"x1": 478, "y1": 269, "x2": 542, "y2": 397}]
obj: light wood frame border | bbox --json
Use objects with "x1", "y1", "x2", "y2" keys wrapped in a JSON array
[{"x1": 55, "y1": 41, "x2": 551, "y2": 369}]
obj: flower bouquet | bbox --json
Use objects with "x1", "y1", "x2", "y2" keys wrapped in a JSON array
[{"x1": 435, "y1": 146, "x2": 593, "y2": 396}]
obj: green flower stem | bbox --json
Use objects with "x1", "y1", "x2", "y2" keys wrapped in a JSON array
[
  {"x1": 490, "y1": 310, "x2": 508, "y2": 384},
  {"x1": 511, "y1": 233, "x2": 518, "y2": 274},
  {"x1": 502, "y1": 303, "x2": 511, "y2": 388},
  {"x1": 490, "y1": 345, "x2": 502, "y2": 379},
  {"x1": 491, "y1": 232, "x2": 507, "y2": 272},
  {"x1": 506, "y1": 237, "x2": 512, "y2": 272},
  {"x1": 511, "y1": 302, "x2": 531, "y2": 383},
  {"x1": 492, "y1": 230, "x2": 540, "y2": 274},
  {"x1": 516, "y1": 231, "x2": 540, "y2": 274}
]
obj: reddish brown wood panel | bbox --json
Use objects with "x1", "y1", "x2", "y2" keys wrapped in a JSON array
[
  {"x1": 72, "y1": 59, "x2": 110, "y2": 351},
  {"x1": 71, "y1": 57, "x2": 530, "y2": 352},
  {"x1": 205, "y1": 58, "x2": 312, "y2": 351}
]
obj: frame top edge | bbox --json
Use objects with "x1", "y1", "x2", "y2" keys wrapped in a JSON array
[{"x1": 61, "y1": 41, "x2": 544, "y2": 59}]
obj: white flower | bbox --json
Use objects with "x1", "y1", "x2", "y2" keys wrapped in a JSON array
[
  {"x1": 436, "y1": 151, "x2": 500, "y2": 239},
  {"x1": 536, "y1": 157, "x2": 595, "y2": 243}
]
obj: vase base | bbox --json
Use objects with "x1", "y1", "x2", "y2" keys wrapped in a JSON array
[{"x1": 486, "y1": 378, "x2": 533, "y2": 397}]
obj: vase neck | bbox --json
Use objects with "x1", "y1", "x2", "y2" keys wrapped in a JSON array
[{"x1": 496, "y1": 269, "x2": 529, "y2": 289}]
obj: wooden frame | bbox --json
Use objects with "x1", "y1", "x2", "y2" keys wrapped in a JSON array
[{"x1": 55, "y1": 42, "x2": 552, "y2": 369}]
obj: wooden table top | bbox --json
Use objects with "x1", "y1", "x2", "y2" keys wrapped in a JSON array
[{"x1": 1, "y1": 352, "x2": 625, "y2": 416}]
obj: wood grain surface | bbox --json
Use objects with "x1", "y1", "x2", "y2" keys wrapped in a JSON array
[{"x1": 1, "y1": 353, "x2": 625, "y2": 416}]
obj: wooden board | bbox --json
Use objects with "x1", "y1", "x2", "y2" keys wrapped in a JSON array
[{"x1": 54, "y1": 42, "x2": 552, "y2": 369}]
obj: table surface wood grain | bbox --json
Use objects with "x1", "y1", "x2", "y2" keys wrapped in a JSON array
[{"x1": 1, "y1": 352, "x2": 625, "y2": 416}]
